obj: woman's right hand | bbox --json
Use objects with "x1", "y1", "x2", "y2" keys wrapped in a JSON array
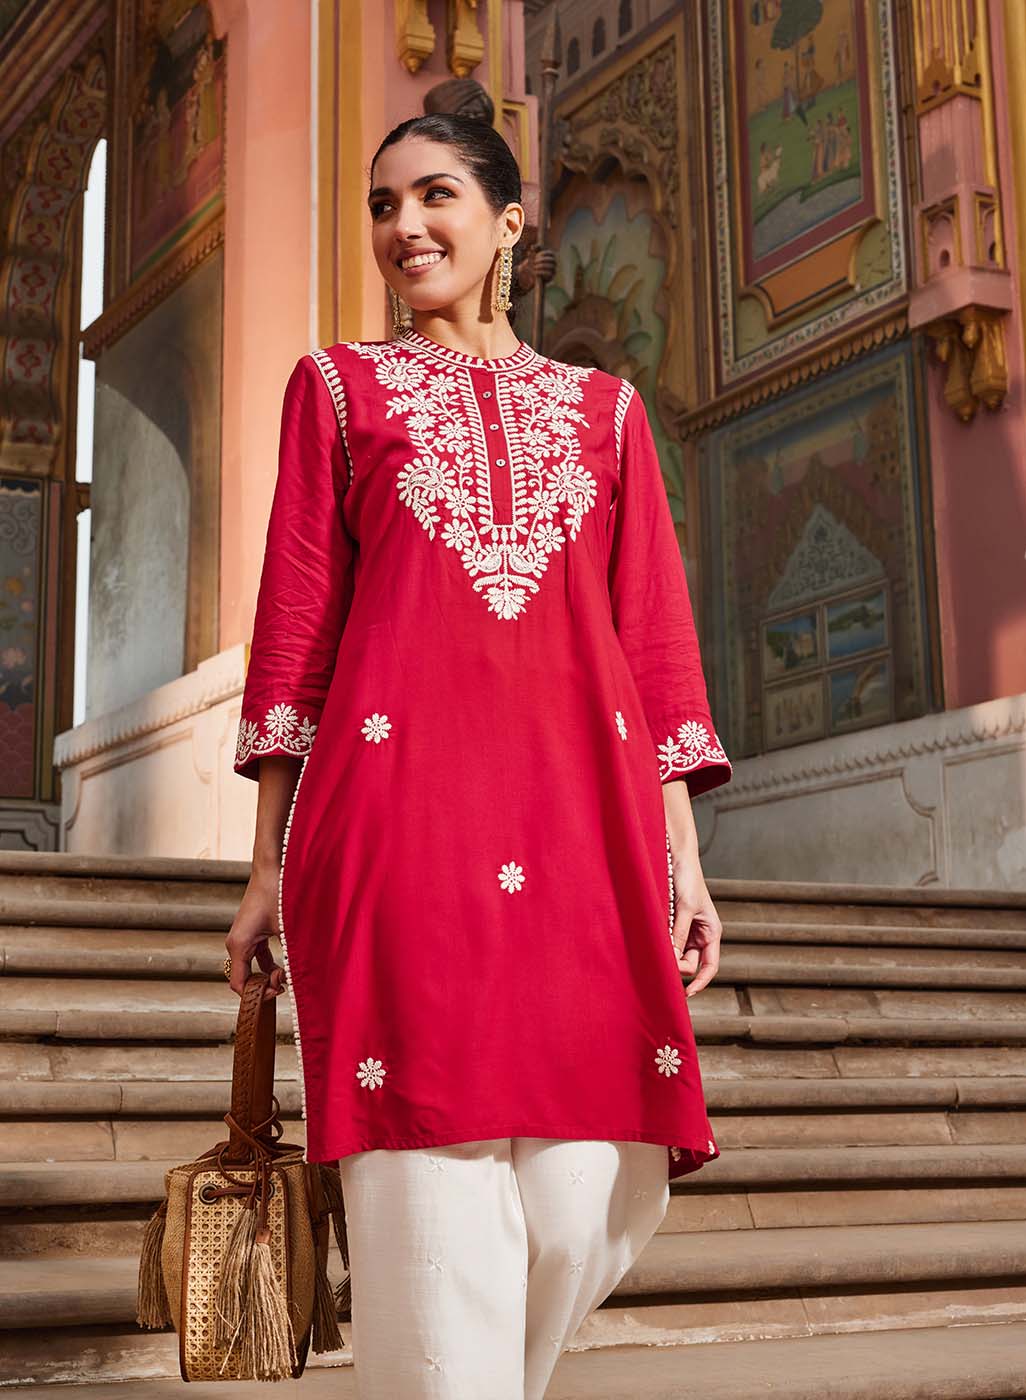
[{"x1": 225, "y1": 864, "x2": 288, "y2": 1001}]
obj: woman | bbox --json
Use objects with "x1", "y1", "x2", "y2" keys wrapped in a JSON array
[{"x1": 225, "y1": 112, "x2": 732, "y2": 1399}]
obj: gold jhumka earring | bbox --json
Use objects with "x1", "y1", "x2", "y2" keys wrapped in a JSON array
[
  {"x1": 493, "y1": 245, "x2": 513, "y2": 313},
  {"x1": 389, "y1": 286, "x2": 412, "y2": 335}
]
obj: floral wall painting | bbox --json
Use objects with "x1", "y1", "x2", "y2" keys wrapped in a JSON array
[
  {"x1": 700, "y1": 341, "x2": 934, "y2": 758},
  {"x1": 707, "y1": 0, "x2": 907, "y2": 385},
  {"x1": 0, "y1": 478, "x2": 41, "y2": 799},
  {"x1": 130, "y1": 0, "x2": 224, "y2": 281},
  {"x1": 544, "y1": 185, "x2": 688, "y2": 540}
]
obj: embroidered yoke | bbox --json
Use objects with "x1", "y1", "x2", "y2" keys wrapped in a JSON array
[{"x1": 235, "y1": 326, "x2": 732, "y2": 1180}]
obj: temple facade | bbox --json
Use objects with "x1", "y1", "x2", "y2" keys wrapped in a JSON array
[{"x1": 1, "y1": 0, "x2": 1025, "y2": 889}]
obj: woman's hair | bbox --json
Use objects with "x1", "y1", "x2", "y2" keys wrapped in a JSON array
[{"x1": 370, "y1": 113, "x2": 529, "y2": 322}]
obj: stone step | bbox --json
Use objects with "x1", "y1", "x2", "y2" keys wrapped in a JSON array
[
  {"x1": 731, "y1": 944, "x2": 1026, "y2": 986},
  {"x1": 9, "y1": 924, "x2": 1026, "y2": 984},
  {"x1": 9, "y1": 978, "x2": 1026, "y2": 1045},
  {"x1": 5, "y1": 1074, "x2": 1025, "y2": 1120},
  {"x1": 0, "y1": 1042, "x2": 299, "y2": 1083},
  {"x1": 6, "y1": 1040, "x2": 1025, "y2": 1089},
  {"x1": 722, "y1": 918, "x2": 1026, "y2": 949},
  {"x1": 10, "y1": 1177, "x2": 1026, "y2": 1263},
  {"x1": 4, "y1": 1142, "x2": 1026, "y2": 1213},
  {"x1": 0, "y1": 926, "x2": 246, "y2": 977},
  {"x1": 4, "y1": 1221, "x2": 1025, "y2": 1333},
  {"x1": 4, "y1": 1318, "x2": 1026, "y2": 1398},
  {"x1": 9, "y1": 1104, "x2": 1026, "y2": 1165}
]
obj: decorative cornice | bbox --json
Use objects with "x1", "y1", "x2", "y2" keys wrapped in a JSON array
[
  {"x1": 711, "y1": 693, "x2": 1026, "y2": 804},
  {"x1": 81, "y1": 206, "x2": 225, "y2": 360},
  {"x1": 53, "y1": 644, "x2": 248, "y2": 769},
  {"x1": 679, "y1": 308, "x2": 908, "y2": 438}
]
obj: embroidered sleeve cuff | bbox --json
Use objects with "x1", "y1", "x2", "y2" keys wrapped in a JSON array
[
  {"x1": 234, "y1": 702, "x2": 320, "y2": 781},
  {"x1": 656, "y1": 717, "x2": 732, "y2": 797}
]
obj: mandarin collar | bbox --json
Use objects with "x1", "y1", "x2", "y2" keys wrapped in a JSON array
[{"x1": 393, "y1": 325, "x2": 542, "y2": 373}]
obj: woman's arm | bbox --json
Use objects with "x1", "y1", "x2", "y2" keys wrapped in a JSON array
[
  {"x1": 607, "y1": 382, "x2": 731, "y2": 994},
  {"x1": 226, "y1": 755, "x2": 302, "y2": 1000},
  {"x1": 227, "y1": 350, "x2": 355, "y2": 997},
  {"x1": 662, "y1": 777, "x2": 722, "y2": 997}
]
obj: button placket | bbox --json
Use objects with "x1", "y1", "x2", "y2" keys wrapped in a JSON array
[{"x1": 474, "y1": 373, "x2": 514, "y2": 511}]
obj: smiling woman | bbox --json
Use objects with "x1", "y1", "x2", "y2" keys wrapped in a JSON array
[
  {"x1": 365, "y1": 115, "x2": 532, "y2": 353},
  {"x1": 225, "y1": 111, "x2": 731, "y2": 1400}
]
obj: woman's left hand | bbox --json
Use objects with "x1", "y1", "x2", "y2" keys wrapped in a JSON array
[{"x1": 669, "y1": 856, "x2": 722, "y2": 996}]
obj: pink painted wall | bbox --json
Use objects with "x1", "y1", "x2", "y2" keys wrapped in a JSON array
[
  {"x1": 210, "y1": 0, "x2": 314, "y2": 653},
  {"x1": 921, "y1": 1, "x2": 1026, "y2": 709}
]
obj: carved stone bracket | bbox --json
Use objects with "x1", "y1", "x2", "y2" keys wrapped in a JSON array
[
  {"x1": 907, "y1": 0, "x2": 1010, "y2": 422},
  {"x1": 396, "y1": 0, "x2": 436, "y2": 75},
  {"x1": 922, "y1": 305, "x2": 1008, "y2": 422},
  {"x1": 447, "y1": 0, "x2": 483, "y2": 78}
]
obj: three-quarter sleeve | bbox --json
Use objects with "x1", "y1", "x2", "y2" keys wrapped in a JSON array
[
  {"x1": 607, "y1": 384, "x2": 732, "y2": 798},
  {"x1": 233, "y1": 353, "x2": 355, "y2": 782}
]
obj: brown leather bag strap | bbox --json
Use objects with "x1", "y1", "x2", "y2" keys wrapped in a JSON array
[{"x1": 224, "y1": 972, "x2": 277, "y2": 1161}]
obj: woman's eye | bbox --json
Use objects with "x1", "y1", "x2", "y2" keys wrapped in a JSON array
[{"x1": 370, "y1": 187, "x2": 452, "y2": 219}]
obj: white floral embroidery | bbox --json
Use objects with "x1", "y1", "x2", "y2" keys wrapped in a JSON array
[
  {"x1": 655, "y1": 1043, "x2": 682, "y2": 1077},
  {"x1": 569, "y1": 1257, "x2": 583, "y2": 1275},
  {"x1": 425, "y1": 1356, "x2": 444, "y2": 1372},
  {"x1": 568, "y1": 1167, "x2": 584, "y2": 1186},
  {"x1": 615, "y1": 709, "x2": 628, "y2": 740},
  {"x1": 498, "y1": 861, "x2": 525, "y2": 893},
  {"x1": 347, "y1": 340, "x2": 597, "y2": 620},
  {"x1": 657, "y1": 718, "x2": 730, "y2": 782},
  {"x1": 708, "y1": 1138, "x2": 716, "y2": 1153},
  {"x1": 427, "y1": 1254, "x2": 444, "y2": 1273},
  {"x1": 361, "y1": 712, "x2": 392, "y2": 742},
  {"x1": 356, "y1": 1057, "x2": 387, "y2": 1090},
  {"x1": 235, "y1": 704, "x2": 318, "y2": 767},
  {"x1": 670, "y1": 1146, "x2": 682, "y2": 1162}
]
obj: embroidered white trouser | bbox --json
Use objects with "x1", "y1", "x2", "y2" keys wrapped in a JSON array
[{"x1": 337, "y1": 1136, "x2": 670, "y2": 1399}]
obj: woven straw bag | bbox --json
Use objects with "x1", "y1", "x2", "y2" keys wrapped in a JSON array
[{"x1": 135, "y1": 972, "x2": 352, "y2": 1381}]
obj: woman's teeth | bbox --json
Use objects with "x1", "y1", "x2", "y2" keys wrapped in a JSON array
[{"x1": 400, "y1": 251, "x2": 445, "y2": 269}]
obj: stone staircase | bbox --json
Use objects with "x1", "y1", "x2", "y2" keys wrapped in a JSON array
[{"x1": 2, "y1": 851, "x2": 1026, "y2": 1398}]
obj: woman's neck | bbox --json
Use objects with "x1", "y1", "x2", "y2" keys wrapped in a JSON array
[{"x1": 409, "y1": 315, "x2": 522, "y2": 361}]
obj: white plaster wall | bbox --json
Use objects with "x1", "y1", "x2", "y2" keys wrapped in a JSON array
[
  {"x1": 87, "y1": 382, "x2": 189, "y2": 716},
  {"x1": 694, "y1": 694, "x2": 1026, "y2": 891}
]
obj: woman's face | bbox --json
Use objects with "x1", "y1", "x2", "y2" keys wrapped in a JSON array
[{"x1": 368, "y1": 136, "x2": 523, "y2": 316}]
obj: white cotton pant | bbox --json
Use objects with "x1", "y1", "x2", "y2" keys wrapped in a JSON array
[{"x1": 337, "y1": 1136, "x2": 670, "y2": 1399}]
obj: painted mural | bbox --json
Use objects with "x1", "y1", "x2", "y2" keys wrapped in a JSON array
[
  {"x1": 700, "y1": 341, "x2": 934, "y2": 757},
  {"x1": 0, "y1": 478, "x2": 41, "y2": 798},
  {"x1": 708, "y1": 0, "x2": 907, "y2": 384},
  {"x1": 543, "y1": 182, "x2": 688, "y2": 539},
  {"x1": 742, "y1": 0, "x2": 866, "y2": 268},
  {"x1": 130, "y1": 0, "x2": 224, "y2": 279}
]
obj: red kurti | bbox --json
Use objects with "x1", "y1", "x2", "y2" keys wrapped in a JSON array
[{"x1": 234, "y1": 326, "x2": 733, "y2": 1181}]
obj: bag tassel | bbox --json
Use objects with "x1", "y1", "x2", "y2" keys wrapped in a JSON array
[
  {"x1": 240, "y1": 1221, "x2": 298, "y2": 1380},
  {"x1": 136, "y1": 1199, "x2": 171, "y2": 1328},
  {"x1": 318, "y1": 1163, "x2": 349, "y2": 1269},
  {"x1": 311, "y1": 1250, "x2": 343, "y2": 1354},
  {"x1": 213, "y1": 1196, "x2": 258, "y2": 1350}
]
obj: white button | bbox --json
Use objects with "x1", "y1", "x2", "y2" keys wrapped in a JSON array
[
  {"x1": 482, "y1": 390, "x2": 493, "y2": 398},
  {"x1": 489, "y1": 423, "x2": 499, "y2": 430},
  {"x1": 495, "y1": 457, "x2": 506, "y2": 466}
]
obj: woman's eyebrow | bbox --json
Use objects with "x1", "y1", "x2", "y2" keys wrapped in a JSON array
[{"x1": 368, "y1": 172, "x2": 465, "y2": 200}]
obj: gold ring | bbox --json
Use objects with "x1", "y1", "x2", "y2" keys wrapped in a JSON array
[{"x1": 223, "y1": 956, "x2": 232, "y2": 979}]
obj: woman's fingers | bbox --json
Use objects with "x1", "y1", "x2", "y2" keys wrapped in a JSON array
[{"x1": 671, "y1": 900, "x2": 722, "y2": 997}]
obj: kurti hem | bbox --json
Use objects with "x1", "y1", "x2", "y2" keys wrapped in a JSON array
[{"x1": 303, "y1": 1123, "x2": 718, "y2": 1182}]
